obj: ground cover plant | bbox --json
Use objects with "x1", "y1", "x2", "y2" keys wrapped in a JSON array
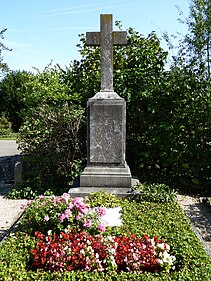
[{"x1": 0, "y1": 191, "x2": 210, "y2": 280}]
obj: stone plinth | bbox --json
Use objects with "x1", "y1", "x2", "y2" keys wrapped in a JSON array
[
  {"x1": 88, "y1": 92, "x2": 125, "y2": 166},
  {"x1": 68, "y1": 91, "x2": 132, "y2": 196},
  {"x1": 79, "y1": 91, "x2": 132, "y2": 190}
]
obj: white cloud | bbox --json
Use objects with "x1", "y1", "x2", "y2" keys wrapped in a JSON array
[
  {"x1": 4, "y1": 40, "x2": 31, "y2": 50},
  {"x1": 36, "y1": 1, "x2": 137, "y2": 18}
]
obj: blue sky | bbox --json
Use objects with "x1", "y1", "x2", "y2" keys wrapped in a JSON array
[{"x1": 1, "y1": 0, "x2": 190, "y2": 72}]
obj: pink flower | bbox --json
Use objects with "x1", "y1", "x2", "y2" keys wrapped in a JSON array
[
  {"x1": 50, "y1": 195, "x2": 56, "y2": 200},
  {"x1": 68, "y1": 203, "x2": 73, "y2": 209},
  {"x1": 20, "y1": 204, "x2": 25, "y2": 210},
  {"x1": 44, "y1": 215, "x2": 50, "y2": 221},
  {"x1": 76, "y1": 213, "x2": 83, "y2": 221},
  {"x1": 97, "y1": 207, "x2": 107, "y2": 216},
  {"x1": 61, "y1": 193, "x2": 70, "y2": 204},
  {"x1": 59, "y1": 213, "x2": 66, "y2": 222},
  {"x1": 81, "y1": 206, "x2": 91, "y2": 215},
  {"x1": 83, "y1": 219, "x2": 92, "y2": 228},
  {"x1": 72, "y1": 197, "x2": 84, "y2": 205},
  {"x1": 98, "y1": 223, "x2": 106, "y2": 232},
  {"x1": 65, "y1": 209, "x2": 72, "y2": 216},
  {"x1": 27, "y1": 200, "x2": 32, "y2": 206}
]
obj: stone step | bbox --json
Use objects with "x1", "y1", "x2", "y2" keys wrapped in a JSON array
[{"x1": 68, "y1": 187, "x2": 135, "y2": 197}]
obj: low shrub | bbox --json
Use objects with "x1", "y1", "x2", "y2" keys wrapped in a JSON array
[
  {"x1": 18, "y1": 194, "x2": 108, "y2": 236},
  {"x1": 133, "y1": 183, "x2": 177, "y2": 203},
  {"x1": 8, "y1": 103, "x2": 85, "y2": 199},
  {"x1": 86, "y1": 191, "x2": 122, "y2": 208}
]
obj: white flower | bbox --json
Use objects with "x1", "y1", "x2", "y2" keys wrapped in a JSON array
[
  {"x1": 158, "y1": 250, "x2": 176, "y2": 267},
  {"x1": 80, "y1": 249, "x2": 85, "y2": 255},
  {"x1": 47, "y1": 230, "x2": 52, "y2": 236},
  {"x1": 156, "y1": 242, "x2": 170, "y2": 251}
]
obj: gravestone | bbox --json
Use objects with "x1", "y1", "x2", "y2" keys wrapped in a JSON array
[{"x1": 69, "y1": 14, "x2": 132, "y2": 196}]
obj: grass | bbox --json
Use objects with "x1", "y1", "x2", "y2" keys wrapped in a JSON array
[
  {"x1": 0, "y1": 130, "x2": 18, "y2": 140},
  {"x1": 0, "y1": 192, "x2": 210, "y2": 280}
]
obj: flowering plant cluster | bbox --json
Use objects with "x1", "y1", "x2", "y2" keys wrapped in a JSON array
[
  {"x1": 21, "y1": 194, "x2": 107, "y2": 235},
  {"x1": 31, "y1": 229, "x2": 176, "y2": 273},
  {"x1": 22, "y1": 193, "x2": 176, "y2": 274}
]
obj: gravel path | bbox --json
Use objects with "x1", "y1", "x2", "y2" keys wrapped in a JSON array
[
  {"x1": 177, "y1": 194, "x2": 211, "y2": 256},
  {"x1": 0, "y1": 183, "x2": 27, "y2": 241}
]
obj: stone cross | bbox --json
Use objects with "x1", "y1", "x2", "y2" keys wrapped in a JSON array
[
  {"x1": 86, "y1": 14, "x2": 127, "y2": 91},
  {"x1": 72, "y1": 14, "x2": 132, "y2": 196}
]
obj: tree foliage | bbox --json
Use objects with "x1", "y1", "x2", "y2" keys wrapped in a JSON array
[
  {"x1": 0, "y1": 28, "x2": 11, "y2": 77},
  {"x1": 68, "y1": 26, "x2": 210, "y2": 193},
  {"x1": 177, "y1": 0, "x2": 211, "y2": 79},
  {"x1": 14, "y1": 103, "x2": 84, "y2": 198},
  {"x1": 9, "y1": 65, "x2": 86, "y2": 198},
  {"x1": 0, "y1": 70, "x2": 34, "y2": 131}
]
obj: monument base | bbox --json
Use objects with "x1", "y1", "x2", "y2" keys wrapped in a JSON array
[
  {"x1": 80, "y1": 164, "x2": 131, "y2": 187},
  {"x1": 68, "y1": 165, "x2": 139, "y2": 198},
  {"x1": 68, "y1": 187, "x2": 132, "y2": 198}
]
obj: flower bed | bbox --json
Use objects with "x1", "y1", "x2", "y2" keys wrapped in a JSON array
[
  {"x1": 31, "y1": 230, "x2": 175, "y2": 273},
  {"x1": 20, "y1": 193, "x2": 175, "y2": 273},
  {"x1": 0, "y1": 191, "x2": 210, "y2": 280}
]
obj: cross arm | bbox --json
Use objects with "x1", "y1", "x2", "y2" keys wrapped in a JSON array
[
  {"x1": 86, "y1": 31, "x2": 127, "y2": 46},
  {"x1": 86, "y1": 32, "x2": 101, "y2": 46},
  {"x1": 113, "y1": 31, "x2": 127, "y2": 45}
]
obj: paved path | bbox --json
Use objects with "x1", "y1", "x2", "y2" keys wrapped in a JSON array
[
  {"x1": 0, "y1": 185, "x2": 27, "y2": 241},
  {"x1": 0, "y1": 141, "x2": 24, "y2": 241},
  {"x1": 0, "y1": 140, "x2": 20, "y2": 156},
  {"x1": 177, "y1": 195, "x2": 211, "y2": 256}
]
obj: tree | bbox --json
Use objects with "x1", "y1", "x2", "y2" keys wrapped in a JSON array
[
  {"x1": 0, "y1": 70, "x2": 34, "y2": 131},
  {"x1": 0, "y1": 28, "x2": 11, "y2": 77},
  {"x1": 177, "y1": 0, "x2": 211, "y2": 79}
]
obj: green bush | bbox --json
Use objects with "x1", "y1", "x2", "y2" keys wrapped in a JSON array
[
  {"x1": 8, "y1": 103, "x2": 85, "y2": 198},
  {"x1": 128, "y1": 69, "x2": 211, "y2": 195}
]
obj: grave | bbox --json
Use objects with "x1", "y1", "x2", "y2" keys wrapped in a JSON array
[{"x1": 69, "y1": 14, "x2": 134, "y2": 197}]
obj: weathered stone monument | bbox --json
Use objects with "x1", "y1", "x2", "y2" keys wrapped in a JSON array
[{"x1": 69, "y1": 14, "x2": 132, "y2": 196}]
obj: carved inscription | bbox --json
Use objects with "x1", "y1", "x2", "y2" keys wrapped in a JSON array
[{"x1": 89, "y1": 104, "x2": 123, "y2": 164}]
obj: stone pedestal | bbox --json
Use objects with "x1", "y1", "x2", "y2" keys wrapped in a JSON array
[
  {"x1": 69, "y1": 91, "x2": 132, "y2": 196},
  {"x1": 80, "y1": 91, "x2": 131, "y2": 188}
]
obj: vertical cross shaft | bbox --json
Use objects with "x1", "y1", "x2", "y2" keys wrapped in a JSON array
[
  {"x1": 101, "y1": 14, "x2": 113, "y2": 91},
  {"x1": 86, "y1": 14, "x2": 127, "y2": 92}
]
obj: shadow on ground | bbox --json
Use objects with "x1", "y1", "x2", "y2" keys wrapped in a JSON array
[{"x1": 185, "y1": 200, "x2": 211, "y2": 243}]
